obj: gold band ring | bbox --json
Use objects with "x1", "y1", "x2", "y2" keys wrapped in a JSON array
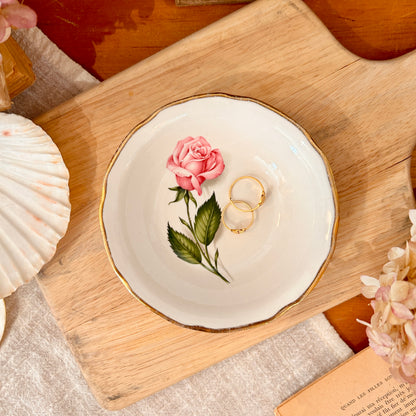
[
  {"x1": 228, "y1": 176, "x2": 266, "y2": 213},
  {"x1": 221, "y1": 200, "x2": 254, "y2": 234}
]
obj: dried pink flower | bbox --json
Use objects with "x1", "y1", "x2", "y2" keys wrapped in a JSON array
[
  {"x1": 0, "y1": 1, "x2": 37, "y2": 43},
  {"x1": 359, "y1": 210, "x2": 416, "y2": 387}
]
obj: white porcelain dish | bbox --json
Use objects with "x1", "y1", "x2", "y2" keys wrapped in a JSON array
[
  {"x1": 0, "y1": 113, "x2": 70, "y2": 298},
  {"x1": 101, "y1": 93, "x2": 338, "y2": 331}
]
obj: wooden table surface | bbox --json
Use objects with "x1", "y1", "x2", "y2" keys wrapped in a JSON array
[{"x1": 24, "y1": 0, "x2": 416, "y2": 354}]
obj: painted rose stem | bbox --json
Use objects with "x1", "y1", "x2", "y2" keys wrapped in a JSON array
[
  {"x1": 166, "y1": 136, "x2": 229, "y2": 283},
  {"x1": 167, "y1": 188, "x2": 229, "y2": 282}
]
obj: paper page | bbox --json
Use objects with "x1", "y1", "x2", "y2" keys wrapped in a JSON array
[{"x1": 275, "y1": 347, "x2": 416, "y2": 416}]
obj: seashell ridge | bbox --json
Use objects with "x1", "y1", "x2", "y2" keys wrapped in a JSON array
[{"x1": 0, "y1": 113, "x2": 70, "y2": 298}]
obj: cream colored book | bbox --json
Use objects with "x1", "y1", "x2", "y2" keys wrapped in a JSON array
[{"x1": 275, "y1": 347, "x2": 416, "y2": 416}]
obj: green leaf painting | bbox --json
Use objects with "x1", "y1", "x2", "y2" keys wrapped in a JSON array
[
  {"x1": 194, "y1": 193, "x2": 221, "y2": 246},
  {"x1": 168, "y1": 187, "x2": 186, "y2": 205},
  {"x1": 166, "y1": 189, "x2": 229, "y2": 283},
  {"x1": 214, "y1": 248, "x2": 219, "y2": 268},
  {"x1": 188, "y1": 191, "x2": 197, "y2": 207},
  {"x1": 167, "y1": 224, "x2": 202, "y2": 264}
]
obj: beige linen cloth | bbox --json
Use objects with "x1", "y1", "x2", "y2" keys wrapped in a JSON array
[{"x1": 0, "y1": 27, "x2": 354, "y2": 415}]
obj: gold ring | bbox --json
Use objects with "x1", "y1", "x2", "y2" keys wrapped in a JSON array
[
  {"x1": 221, "y1": 200, "x2": 254, "y2": 234},
  {"x1": 228, "y1": 176, "x2": 266, "y2": 212}
]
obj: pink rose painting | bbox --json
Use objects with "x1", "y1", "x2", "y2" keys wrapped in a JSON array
[
  {"x1": 166, "y1": 136, "x2": 225, "y2": 196},
  {"x1": 166, "y1": 136, "x2": 229, "y2": 283}
]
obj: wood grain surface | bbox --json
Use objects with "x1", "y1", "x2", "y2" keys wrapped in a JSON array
[
  {"x1": 23, "y1": 0, "x2": 416, "y2": 359},
  {"x1": 0, "y1": 37, "x2": 35, "y2": 98},
  {"x1": 33, "y1": 0, "x2": 416, "y2": 409},
  {"x1": 176, "y1": 0, "x2": 251, "y2": 6},
  {"x1": 25, "y1": 0, "x2": 416, "y2": 80}
]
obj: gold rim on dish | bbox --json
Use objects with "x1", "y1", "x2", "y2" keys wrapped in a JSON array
[{"x1": 99, "y1": 92, "x2": 340, "y2": 333}]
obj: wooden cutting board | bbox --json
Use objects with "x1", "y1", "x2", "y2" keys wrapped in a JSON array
[
  {"x1": 176, "y1": 0, "x2": 252, "y2": 6},
  {"x1": 35, "y1": 0, "x2": 416, "y2": 410}
]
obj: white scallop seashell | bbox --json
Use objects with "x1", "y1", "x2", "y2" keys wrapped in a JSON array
[
  {"x1": 0, "y1": 113, "x2": 70, "y2": 299},
  {"x1": 0, "y1": 299, "x2": 5, "y2": 342}
]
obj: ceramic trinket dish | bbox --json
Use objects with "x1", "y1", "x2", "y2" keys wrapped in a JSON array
[{"x1": 101, "y1": 93, "x2": 338, "y2": 331}]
